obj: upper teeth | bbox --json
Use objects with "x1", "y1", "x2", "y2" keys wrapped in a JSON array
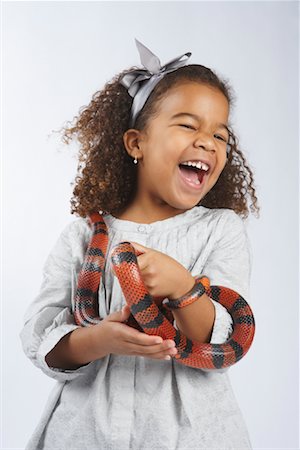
[{"x1": 181, "y1": 161, "x2": 209, "y2": 171}]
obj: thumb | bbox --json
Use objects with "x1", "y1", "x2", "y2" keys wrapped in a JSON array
[
  {"x1": 130, "y1": 242, "x2": 147, "y2": 256},
  {"x1": 106, "y1": 304, "x2": 131, "y2": 322}
]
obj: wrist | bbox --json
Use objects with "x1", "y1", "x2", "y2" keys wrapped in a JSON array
[
  {"x1": 168, "y1": 274, "x2": 196, "y2": 300},
  {"x1": 164, "y1": 276, "x2": 208, "y2": 310},
  {"x1": 88, "y1": 322, "x2": 110, "y2": 360}
]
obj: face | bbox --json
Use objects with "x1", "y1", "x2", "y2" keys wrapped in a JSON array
[{"x1": 123, "y1": 82, "x2": 230, "y2": 220}]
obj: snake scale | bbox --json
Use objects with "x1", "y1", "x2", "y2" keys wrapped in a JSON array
[{"x1": 73, "y1": 212, "x2": 255, "y2": 369}]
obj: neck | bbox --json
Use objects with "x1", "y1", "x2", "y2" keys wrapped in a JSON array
[{"x1": 114, "y1": 202, "x2": 189, "y2": 224}]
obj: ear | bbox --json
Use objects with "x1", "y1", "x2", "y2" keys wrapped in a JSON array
[{"x1": 123, "y1": 128, "x2": 144, "y2": 160}]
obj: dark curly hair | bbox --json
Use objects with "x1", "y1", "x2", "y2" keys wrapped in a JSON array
[{"x1": 58, "y1": 64, "x2": 260, "y2": 220}]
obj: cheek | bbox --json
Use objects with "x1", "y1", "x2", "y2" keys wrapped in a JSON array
[
  {"x1": 146, "y1": 147, "x2": 174, "y2": 173},
  {"x1": 205, "y1": 156, "x2": 225, "y2": 183},
  {"x1": 212, "y1": 159, "x2": 227, "y2": 181},
  {"x1": 220, "y1": 156, "x2": 228, "y2": 172},
  {"x1": 142, "y1": 132, "x2": 190, "y2": 175}
]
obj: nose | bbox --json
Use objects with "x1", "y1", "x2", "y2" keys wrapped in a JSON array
[{"x1": 193, "y1": 133, "x2": 215, "y2": 152}]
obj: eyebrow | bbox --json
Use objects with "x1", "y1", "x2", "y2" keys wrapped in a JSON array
[{"x1": 170, "y1": 112, "x2": 230, "y2": 134}]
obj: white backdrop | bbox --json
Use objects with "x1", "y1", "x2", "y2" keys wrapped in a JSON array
[{"x1": 2, "y1": 1, "x2": 299, "y2": 449}]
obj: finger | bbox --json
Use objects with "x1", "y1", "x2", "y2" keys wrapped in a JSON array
[
  {"x1": 128, "y1": 342, "x2": 178, "y2": 359},
  {"x1": 125, "y1": 329, "x2": 176, "y2": 350},
  {"x1": 130, "y1": 242, "x2": 148, "y2": 256},
  {"x1": 105, "y1": 305, "x2": 131, "y2": 322},
  {"x1": 122, "y1": 304, "x2": 131, "y2": 314},
  {"x1": 136, "y1": 253, "x2": 149, "y2": 272},
  {"x1": 124, "y1": 328, "x2": 163, "y2": 346}
]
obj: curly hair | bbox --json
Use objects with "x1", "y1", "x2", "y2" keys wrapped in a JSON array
[{"x1": 58, "y1": 64, "x2": 260, "y2": 220}]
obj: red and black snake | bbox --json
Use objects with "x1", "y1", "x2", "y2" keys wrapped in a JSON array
[{"x1": 73, "y1": 212, "x2": 255, "y2": 370}]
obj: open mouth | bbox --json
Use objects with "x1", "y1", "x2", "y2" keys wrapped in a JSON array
[{"x1": 178, "y1": 163, "x2": 209, "y2": 187}]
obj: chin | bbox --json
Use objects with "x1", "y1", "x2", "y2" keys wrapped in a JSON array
[
  {"x1": 159, "y1": 190, "x2": 206, "y2": 212},
  {"x1": 169, "y1": 200, "x2": 202, "y2": 212}
]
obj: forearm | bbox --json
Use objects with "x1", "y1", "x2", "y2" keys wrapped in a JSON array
[
  {"x1": 169, "y1": 274, "x2": 215, "y2": 343},
  {"x1": 45, "y1": 323, "x2": 108, "y2": 370}
]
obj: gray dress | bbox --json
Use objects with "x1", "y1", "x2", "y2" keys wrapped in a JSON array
[{"x1": 20, "y1": 205, "x2": 253, "y2": 449}]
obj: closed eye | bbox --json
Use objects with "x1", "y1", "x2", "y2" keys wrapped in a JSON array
[
  {"x1": 214, "y1": 134, "x2": 228, "y2": 142},
  {"x1": 179, "y1": 125, "x2": 228, "y2": 142},
  {"x1": 178, "y1": 124, "x2": 196, "y2": 130}
]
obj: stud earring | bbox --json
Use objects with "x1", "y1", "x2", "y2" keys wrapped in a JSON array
[{"x1": 133, "y1": 157, "x2": 138, "y2": 164}]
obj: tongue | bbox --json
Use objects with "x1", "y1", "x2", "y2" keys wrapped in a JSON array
[{"x1": 179, "y1": 166, "x2": 199, "y2": 183}]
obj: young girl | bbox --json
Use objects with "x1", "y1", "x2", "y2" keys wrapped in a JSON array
[{"x1": 20, "y1": 39, "x2": 259, "y2": 449}]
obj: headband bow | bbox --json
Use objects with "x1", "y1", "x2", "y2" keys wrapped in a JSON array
[{"x1": 120, "y1": 38, "x2": 192, "y2": 128}]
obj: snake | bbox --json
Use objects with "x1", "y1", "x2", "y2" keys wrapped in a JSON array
[{"x1": 73, "y1": 212, "x2": 255, "y2": 370}]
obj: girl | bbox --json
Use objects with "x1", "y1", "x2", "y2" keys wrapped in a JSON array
[{"x1": 20, "y1": 39, "x2": 259, "y2": 449}]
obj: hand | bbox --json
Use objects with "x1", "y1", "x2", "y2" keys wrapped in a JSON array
[
  {"x1": 97, "y1": 305, "x2": 178, "y2": 361},
  {"x1": 127, "y1": 242, "x2": 195, "y2": 300}
]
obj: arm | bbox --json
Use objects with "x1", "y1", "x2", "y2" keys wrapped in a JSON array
[
  {"x1": 21, "y1": 220, "x2": 174, "y2": 374},
  {"x1": 169, "y1": 210, "x2": 252, "y2": 357},
  {"x1": 168, "y1": 276, "x2": 216, "y2": 344},
  {"x1": 19, "y1": 220, "x2": 101, "y2": 381},
  {"x1": 44, "y1": 323, "x2": 108, "y2": 370}
]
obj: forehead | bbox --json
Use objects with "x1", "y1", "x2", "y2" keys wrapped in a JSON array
[{"x1": 155, "y1": 82, "x2": 229, "y2": 119}]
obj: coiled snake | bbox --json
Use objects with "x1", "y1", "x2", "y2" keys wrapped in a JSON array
[{"x1": 73, "y1": 212, "x2": 255, "y2": 369}]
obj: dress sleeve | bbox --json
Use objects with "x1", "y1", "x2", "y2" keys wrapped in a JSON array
[
  {"x1": 19, "y1": 221, "x2": 95, "y2": 381},
  {"x1": 199, "y1": 210, "x2": 252, "y2": 372}
]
